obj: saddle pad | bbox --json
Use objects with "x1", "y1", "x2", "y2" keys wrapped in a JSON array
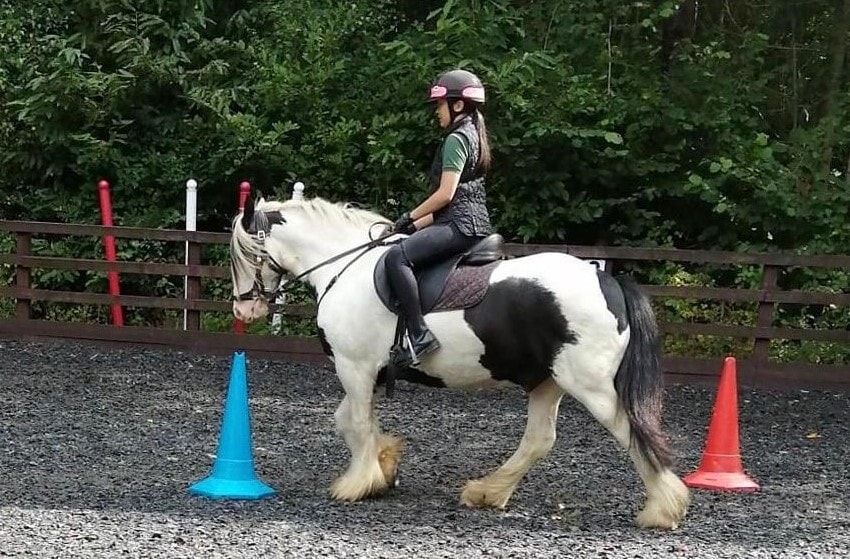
[{"x1": 431, "y1": 260, "x2": 500, "y2": 312}]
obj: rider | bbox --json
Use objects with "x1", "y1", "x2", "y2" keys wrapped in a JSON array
[{"x1": 386, "y1": 69, "x2": 494, "y2": 365}]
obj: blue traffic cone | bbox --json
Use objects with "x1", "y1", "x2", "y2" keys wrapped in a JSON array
[{"x1": 189, "y1": 351, "x2": 277, "y2": 500}]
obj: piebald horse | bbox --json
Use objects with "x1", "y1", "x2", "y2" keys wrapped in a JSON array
[{"x1": 230, "y1": 195, "x2": 690, "y2": 529}]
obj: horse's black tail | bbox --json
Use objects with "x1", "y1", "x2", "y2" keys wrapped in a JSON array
[{"x1": 613, "y1": 274, "x2": 673, "y2": 471}]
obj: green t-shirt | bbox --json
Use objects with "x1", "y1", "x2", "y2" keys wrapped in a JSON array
[{"x1": 441, "y1": 132, "x2": 470, "y2": 173}]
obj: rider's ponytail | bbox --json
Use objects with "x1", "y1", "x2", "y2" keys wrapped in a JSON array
[{"x1": 473, "y1": 109, "x2": 492, "y2": 174}]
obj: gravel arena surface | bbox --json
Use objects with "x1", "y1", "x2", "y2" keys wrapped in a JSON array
[{"x1": 0, "y1": 338, "x2": 848, "y2": 558}]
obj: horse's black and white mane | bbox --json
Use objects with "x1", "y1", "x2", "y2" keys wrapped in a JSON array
[{"x1": 229, "y1": 196, "x2": 388, "y2": 279}]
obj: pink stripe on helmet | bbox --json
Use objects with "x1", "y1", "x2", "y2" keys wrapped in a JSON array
[
  {"x1": 462, "y1": 86, "x2": 485, "y2": 100},
  {"x1": 429, "y1": 85, "x2": 448, "y2": 99}
]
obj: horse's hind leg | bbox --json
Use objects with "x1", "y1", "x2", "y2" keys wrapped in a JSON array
[
  {"x1": 557, "y1": 365, "x2": 689, "y2": 529},
  {"x1": 461, "y1": 378, "x2": 565, "y2": 509},
  {"x1": 330, "y1": 356, "x2": 403, "y2": 501}
]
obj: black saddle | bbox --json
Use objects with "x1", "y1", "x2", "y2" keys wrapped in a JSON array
[{"x1": 374, "y1": 233, "x2": 506, "y2": 314}]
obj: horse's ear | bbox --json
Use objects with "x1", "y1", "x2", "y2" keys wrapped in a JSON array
[
  {"x1": 241, "y1": 197, "x2": 255, "y2": 230},
  {"x1": 266, "y1": 210, "x2": 286, "y2": 225}
]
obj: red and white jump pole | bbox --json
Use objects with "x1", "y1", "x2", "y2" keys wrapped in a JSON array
[
  {"x1": 97, "y1": 179, "x2": 124, "y2": 326},
  {"x1": 234, "y1": 181, "x2": 251, "y2": 334}
]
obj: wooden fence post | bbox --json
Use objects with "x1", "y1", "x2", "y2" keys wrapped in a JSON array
[
  {"x1": 752, "y1": 264, "x2": 779, "y2": 373},
  {"x1": 15, "y1": 232, "x2": 32, "y2": 320}
]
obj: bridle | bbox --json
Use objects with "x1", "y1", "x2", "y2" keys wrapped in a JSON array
[
  {"x1": 233, "y1": 209, "x2": 289, "y2": 302},
  {"x1": 233, "y1": 212, "x2": 398, "y2": 310},
  {"x1": 232, "y1": 244, "x2": 288, "y2": 302}
]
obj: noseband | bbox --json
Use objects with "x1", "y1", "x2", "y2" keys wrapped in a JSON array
[{"x1": 233, "y1": 241, "x2": 287, "y2": 302}]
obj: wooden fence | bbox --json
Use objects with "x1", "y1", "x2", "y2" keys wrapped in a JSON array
[{"x1": 1, "y1": 220, "x2": 849, "y2": 388}]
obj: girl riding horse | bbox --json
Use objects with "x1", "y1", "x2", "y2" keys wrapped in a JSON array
[{"x1": 387, "y1": 69, "x2": 494, "y2": 366}]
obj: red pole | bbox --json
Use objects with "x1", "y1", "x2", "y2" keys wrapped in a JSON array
[
  {"x1": 234, "y1": 181, "x2": 251, "y2": 334},
  {"x1": 238, "y1": 180, "x2": 251, "y2": 210},
  {"x1": 97, "y1": 180, "x2": 124, "y2": 326}
]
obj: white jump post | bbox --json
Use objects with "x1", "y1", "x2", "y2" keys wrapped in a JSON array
[
  {"x1": 271, "y1": 181, "x2": 305, "y2": 334},
  {"x1": 184, "y1": 179, "x2": 198, "y2": 330}
]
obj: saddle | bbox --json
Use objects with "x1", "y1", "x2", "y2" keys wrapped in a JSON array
[
  {"x1": 373, "y1": 234, "x2": 507, "y2": 398},
  {"x1": 373, "y1": 233, "x2": 506, "y2": 314}
]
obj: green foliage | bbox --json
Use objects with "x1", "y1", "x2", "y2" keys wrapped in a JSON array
[
  {"x1": 1, "y1": 0, "x2": 849, "y2": 357},
  {"x1": 3, "y1": 0, "x2": 849, "y2": 247}
]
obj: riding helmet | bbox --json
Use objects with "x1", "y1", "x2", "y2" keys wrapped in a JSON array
[{"x1": 427, "y1": 69, "x2": 486, "y2": 104}]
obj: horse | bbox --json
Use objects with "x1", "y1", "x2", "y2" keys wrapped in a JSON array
[{"x1": 229, "y1": 195, "x2": 690, "y2": 530}]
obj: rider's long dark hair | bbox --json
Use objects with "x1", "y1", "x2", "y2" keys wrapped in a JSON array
[{"x1": 472, "y1": 107, "x2": 491, "y2": 174}]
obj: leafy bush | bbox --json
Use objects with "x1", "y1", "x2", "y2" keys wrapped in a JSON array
[{"x1": 1, "y1": 1, "x2": 848, "y2": 362}]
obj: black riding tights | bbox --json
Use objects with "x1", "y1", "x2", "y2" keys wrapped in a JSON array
[{"x1": 385, "y1": 223, "x2": 480, "y2": 338}]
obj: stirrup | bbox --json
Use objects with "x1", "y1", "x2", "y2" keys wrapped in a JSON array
[
  {"x1": 404, "y1": 329, "x2": 440, "y2": 366},
  {"x1": 388, "y1": 334, "x2": 418, "y2": 368}
]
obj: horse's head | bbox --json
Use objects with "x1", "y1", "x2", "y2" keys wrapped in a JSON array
[
  {"x1": 230, "y1": 196, "x2": 290, "y2": 322},
  {"x1": 229, "y1": 194, "x2": 391, "y2": 322}
]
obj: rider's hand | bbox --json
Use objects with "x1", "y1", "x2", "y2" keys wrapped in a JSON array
[{"x1": 392, "y1": 212, "x2": 416, "y2": 235}]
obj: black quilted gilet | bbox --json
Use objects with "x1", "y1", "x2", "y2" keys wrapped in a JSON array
[{"x1": 428, "y1": 115, "x2": 493, "y2": 236}]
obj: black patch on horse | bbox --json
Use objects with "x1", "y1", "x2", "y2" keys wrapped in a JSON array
[
  {"x1": 376, "y1": 366, "x2": 446, "y2": 388},
  {"x1": 597, "y1": 270, "x2": 628, "y2": 334},
  {"x1": 464, "y1": 277, "x2": 578, "y2": 391},
  {"x1": 317, "y1": 327, "x2": 333, "y2": 358}
]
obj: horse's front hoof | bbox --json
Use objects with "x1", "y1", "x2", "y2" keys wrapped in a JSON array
[
  {"x1": 330, "y1": 472, "x2": 388, "y2": 502},
  {"x1": 636, "y1": 507, "x2": 681, "y2": 530},
  {"x1": 377, "y1": 435, "x2": 404, "y2": 488}
]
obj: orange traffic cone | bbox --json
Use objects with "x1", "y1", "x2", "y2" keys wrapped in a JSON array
[{"x1": 683, "y1": 356, "x2": 760, "y2": 492}]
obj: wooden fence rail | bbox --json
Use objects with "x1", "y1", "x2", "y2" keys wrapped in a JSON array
[{"x1": 1, "y1": 220, "x2": 849, "y2": 388}]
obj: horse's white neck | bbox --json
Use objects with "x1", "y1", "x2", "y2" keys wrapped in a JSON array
[{"x1": 278, "y1": 227, "x2": 373, "y2": 297}]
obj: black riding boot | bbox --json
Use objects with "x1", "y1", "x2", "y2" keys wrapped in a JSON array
[{"x1": 385, "y1": 246, "x2": 441, "y2": 364}]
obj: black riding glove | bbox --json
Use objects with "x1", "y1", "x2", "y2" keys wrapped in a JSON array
[{"x1": 392, "y1": 212, "x2": 416, "y2": 235}]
